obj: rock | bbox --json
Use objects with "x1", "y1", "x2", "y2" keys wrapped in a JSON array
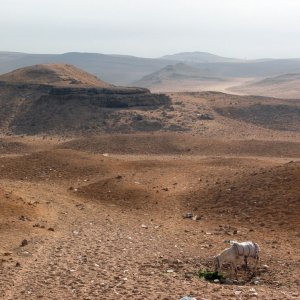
[
  {"x1": 15, "y1": 262, "x2": 21, "y2": 267},
  {"x1": 192, "y1": 215, "x2": 201, "y2": 221},
  {"x1": 197, "y1": 113, "x2": 214, "y2": 120},
  {"x1": 234, "y1": 291, "x2": 242, "y2": 295},
  {"x1": 166, "y1": 269, "x2": 174, "y2": 273},
  {"x1": 183, "y1": 212, "x2": 193, "y2": 219},
  {"x1": 184, "y1": 272, "x2": 194, "y2": 279},
  {"x1": 48, "y1": 227, "x2": 55, "y2": 231},
  {"x1": 20, "y1": 239, "x2": 28, "y2": 247},
  {"x1": 224, "y1": 278, "x2": 234, "y2": 284},
  {"x1": 249, "y1": 288, "x2": 258, "y2": 296},
  {"x1": 141, "y1": 224, "x2": 148, "y2": 229},
  {"x1": 262, "y1": 264, "x2": 269, "y2": 269},
  {"x1": 213, "y1": 279, "x2": 220, "y2": 283}
]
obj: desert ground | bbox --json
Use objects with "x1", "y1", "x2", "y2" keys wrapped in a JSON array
[{"x1": 0, "y1": 89, "x2": 299, "y2": 299}]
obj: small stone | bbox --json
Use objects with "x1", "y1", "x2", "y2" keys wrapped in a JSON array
[
  {"x1": 224, "y1": 278, "x2": 233, "y2": 284},
  {"x1": 183, "y1": 212, "x2": 193, "y2": 219},
  {"x1": 48, "y1": 228, "x2": 55, "y2": 231},
  {"x1": 192, "y1": 215, "x2": 201, "y2": 221},
  {"x1": 213, "y1": 279, "x2": 220, "y2": 283},
  {"x1": 249, "y1": 288, "x2": 258, "y2": 296},
  {"x1": 20, "y1": 239, "x2": 28, "y2": 247},
  {"x1": 141, "y1": 224, "x2": 148, "y2": 229},
  {"x1": 184, "y1": 272, "x2": 194, "y2": 279},
  {"x1": 234, "y1": 291, "x2": 242, "y2": 295},
  {"x1": 166, "y1": 269, "x2": 174, "y2": 273},
  {"x1": 15, "y1": 262, "x2": 21, "y2": 267},
  {"x1": 262, "y1": 264, "x2": 269, "y2": 269}
]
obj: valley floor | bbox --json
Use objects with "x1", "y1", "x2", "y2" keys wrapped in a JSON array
[{"x1": 0, "y1": 134, "x2": 299, "y2": 299}]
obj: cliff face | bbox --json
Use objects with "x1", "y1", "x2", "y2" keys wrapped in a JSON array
[
  {"x1": 0, "y1": 64, "x2": 173, "y2": 135},
  {"x1": 0, "y1": 81, "x2": 171, "y2": 135}
]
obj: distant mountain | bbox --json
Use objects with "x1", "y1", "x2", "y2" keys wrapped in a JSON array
[
  {"x1": 132, "y1": 62, "x2": 229, "y2": 92},
  {"x1": 2, "y1": 51, "x2": 300, "y2": 88},
  {"x1": 161, "y1": 51, "x2": 241, "y2": 63},
  {"x1": 230, "y1": 73, "x2": 300, "y2": 98},
  {"x1": 0, "y1": 63, "x2": 112, "y2": 87},
  {"x1": 0, "y1": 52, "x2": 174, "y2": 85},
  {"x1": 192, "y1": 59, "x2": 300, "y2": 78},
  {"x1": 133, "y1": 62, "x2": 224, "y2": 87}
]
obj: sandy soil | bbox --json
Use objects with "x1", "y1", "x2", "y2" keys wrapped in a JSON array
[
  {"x1": 0, "y1": 91, "x2": 299, "y2": 299},
  {"x1": 0, "y1": 131, "x2": 299, "y2": 300}
]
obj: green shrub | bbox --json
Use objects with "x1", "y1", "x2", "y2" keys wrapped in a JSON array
[{"x1": 198, "y1": 270, "x2": 225, "y2": 281}]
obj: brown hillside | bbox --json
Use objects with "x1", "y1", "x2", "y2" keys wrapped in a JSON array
[
  {"x1": 0, "y1": 63, "x2": 112, "y2": 87},
  {"x1": 230, "y1": 73, "x2": 300, "y2": 99},
  {"x1": 188, "y1": 161, "x2": 300, "y2": 231}
]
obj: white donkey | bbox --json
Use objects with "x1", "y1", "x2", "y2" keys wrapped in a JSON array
[{"x1": 214, "y1": 241, "x2": 260, "y2": 278}]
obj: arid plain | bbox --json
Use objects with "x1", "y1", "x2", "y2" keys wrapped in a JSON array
[{"x1": 0, "y1": 64, "x2": 299, "y2": 299}]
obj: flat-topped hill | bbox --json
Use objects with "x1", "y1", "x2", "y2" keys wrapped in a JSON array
[
  {"x1": 0, "y1": 64, "x2": 171, "y2": 135},
  {"x1": 0, "y1": 63, "x2": 113, "y2": 88}
]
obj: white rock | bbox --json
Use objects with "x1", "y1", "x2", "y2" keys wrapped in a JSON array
[
  {"x1": 166, "y1": 269, "x2": 174, "y2": 273},
  {"x1": 262, "y1": 264, "x2": 269, "y2": 269}
]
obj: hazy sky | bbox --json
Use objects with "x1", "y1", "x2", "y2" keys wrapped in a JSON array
[{"x1": 1, "y1": 0, "x2": 300, "y2": 59}]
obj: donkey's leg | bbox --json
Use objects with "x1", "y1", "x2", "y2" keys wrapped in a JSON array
[
  {"x1": 232, "y1": 261, "x2": 238, "y2": 280},
  {"x1": 253, "y1": 256, "x2": 259, "y2": 275},
  {"x1": 244, "y1": 256, "x2": 248, "y2": 269}
]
